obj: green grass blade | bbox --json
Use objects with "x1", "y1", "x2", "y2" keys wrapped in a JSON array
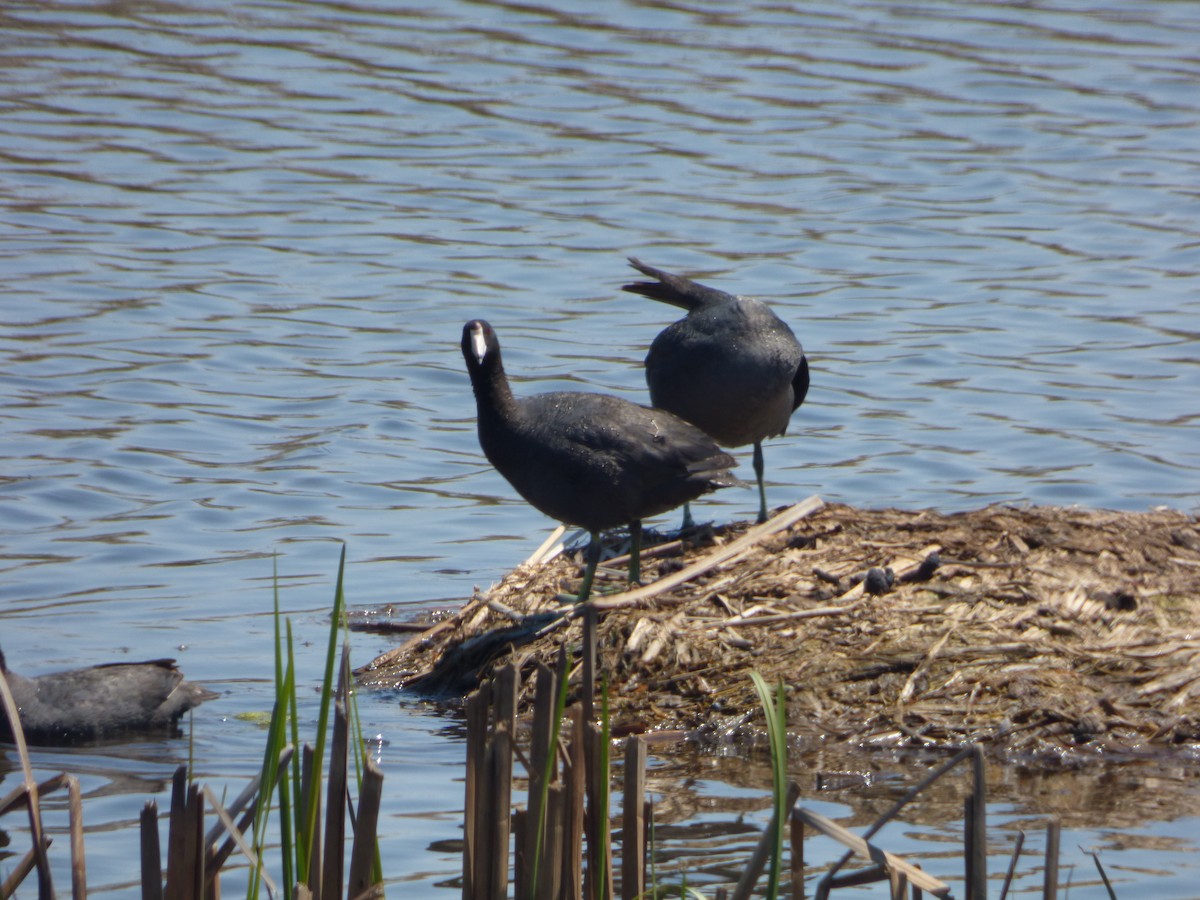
[
  {"x1": 286, "y1": 619, "x2": 307, "y2": 880},
  {"x1": 340, "y1": 610, "x2": 383, "y2": 884},
  {"x1": 750, "y1": 671, "x2": 787, "y2": 900},
  {"x1": 295, "y1": 544, "x2": 349, "y2": 884},
  {"x1": 527, "y1": 659, "x2": 572, "y2": 900},
  {"x1": 277, "y1": 650, "x2": 298, "y2": 889},
  {"x1": 249, "y1": 566, "x2": 297, "y2": 899}
]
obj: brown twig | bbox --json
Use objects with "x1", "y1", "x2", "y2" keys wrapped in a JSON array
[{"x1": 588, "y1": 496, "x2": 825, "y2": 613}]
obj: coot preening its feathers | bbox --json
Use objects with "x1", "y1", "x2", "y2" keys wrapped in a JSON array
[
  {"x1": 461, "y1": 319, "x2": 737, "y2": 602},
  {"x1": 0, "y1": 646, "x2": 217, "y2": 745},
  {"x1": 623, "y1": 259, "x2": 809, "y2": 524}
]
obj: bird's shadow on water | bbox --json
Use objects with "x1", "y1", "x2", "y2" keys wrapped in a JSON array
[{"x1": 1, "y1": 733, "x2": 196, "y2": 801}]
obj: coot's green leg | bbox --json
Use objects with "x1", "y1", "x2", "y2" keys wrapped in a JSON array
[
  {"x1": 754, "y1": 441, "x2": 768, "y2": 524},
  {"x1": 577, "y1": 532, "x2": 602, "y2": 603}
]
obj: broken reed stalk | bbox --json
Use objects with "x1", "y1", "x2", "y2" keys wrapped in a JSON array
[
  {"x1": 0, "y1": 664, "x2": 55, "y2": 899},
  {"x1": 163, "y1": 772, "x2": 205, "y2": 900},
  {"x1": 462, "y1": 665, "x2": 516, "y2": 900},
  {"x1": 489, "y1": 717, "x2": 515, "y2": 899},
  {"x1": 563, "y1": 703, "x2": 586, "y2": 900},
  {"x1": 972, "y1": 747, "x2": 988, "y2": 898},
  {"x1": 732, "y1": 782, "x2": 801, "y2": 900},
  {"x1": 791, "y1": 803, "x2": 805, "y2": 898},
  {"x1": 203, "y1": 785, "x2": 265, "y2": 892},
  {"x1": 0, "y1": 773, "x2": 70, "y2": 818},
  {"x1": 347, "y1": 759, "x2": 385, "y2": 898},
  {"x1": 817, "y1": 745, "x2": 975, "y2": 897},
  {"x1": 524, "y1": 662, "x2": 556, "y2": 896},
  {"x1": 322, "y1": 692, "x2": 350, "y2": 900},
  {"x1": 620, "y1": 737, "x2": 647, "y2": 900},
  {"x1": 205, "y1": 746, "x2": 298, "y2": 882},
  {"x1": 1091, "y1": 851, "x2": 1118, "y2": 900},
  {"x1": 0, "y1": 838, "x2": 47, "y2": 898},
  {"x1": 495, "y1": 666, "x2": 518, "y2": 900},
  {"x1": 997, "y1": 830, "x2": 1025, "y2": 900},
  {"x1": 164, "y1": 766, "x2": 186, "y2": 897},
  {"x1": 188, "y1": 781, "x2": 206, "y2": 900},
  {"x1": 964, "y1": 795, "x2": 979, "y2": 900},
  {"x1": 798, "y1": 806, "x2": 952, "y2": 898},
  {"x1": 67, "y1": 774, "x2": 85, "y2": 900},
  {"x1": 462, "y1": 680, "x2": 487, "y2": 898},
  {"x1": 965, "y1": 746, "x2": 987, "y2": 900},
  {"x1": 142, "y1": 801, "x2": 164, "y2": 900},
  {"x1": 1044, "y1": 818, "x2": 1061, "y2": 900},
  {"x1": 802, "y1": 749, "x2": 995, "y2": 898},
  {"x1": 538, "y1": 784, "x2": 562, "y2": 900}
]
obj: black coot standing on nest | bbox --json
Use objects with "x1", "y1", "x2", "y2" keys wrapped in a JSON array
[
  {"x1": 461, "y1": 319, "x2": 737, "y2": 603},
  {"x1": 0, "y1": 646, "x2": 218, "y2": 745},
  {"x1": 623, "y1": 258, "x2": 809, "y2": 524}
]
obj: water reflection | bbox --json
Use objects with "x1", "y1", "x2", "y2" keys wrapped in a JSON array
[{"x1": 2, "y1": 0, "x2": 1199, "y2": 895}]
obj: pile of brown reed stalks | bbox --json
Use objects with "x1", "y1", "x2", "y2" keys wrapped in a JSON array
[{"x1": 359, "y1": 495, "x2": 1200, "y2": 762}]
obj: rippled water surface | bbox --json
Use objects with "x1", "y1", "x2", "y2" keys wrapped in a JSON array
[{"x1": 2, "y1": 0, "x2": 1199, "y2": 895}]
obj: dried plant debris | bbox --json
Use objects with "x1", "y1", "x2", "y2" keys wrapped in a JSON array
[{"x1": 357, "y1": 497, "x2": 1200, "y2": 762}]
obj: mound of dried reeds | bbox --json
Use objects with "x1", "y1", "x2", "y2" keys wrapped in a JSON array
[{"x1": 360, "y1": 496, "x2": 1200, "y2": 761}]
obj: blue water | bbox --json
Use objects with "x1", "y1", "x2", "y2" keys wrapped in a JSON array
[{"x1": 2, "y1": 0, "x2": 1199, "y2": 895}]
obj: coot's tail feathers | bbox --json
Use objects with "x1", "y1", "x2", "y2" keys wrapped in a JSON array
[
  {"x1": 92, "y1": 658, "x2": 178, "y2": 671},
  {"x1": 688, "y1": 451, "x2": 743, "y2": 489},
  {"x1": 623, "y1": 257, "x2": 734, "y2": 312},
  {"x1": 792, "y1": 355, "x2": 811, "y2": 412}
]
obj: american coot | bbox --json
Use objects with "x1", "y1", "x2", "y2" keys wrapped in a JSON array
[
  {"x1": 461, "y1": 319, "x2": 737, "y2": 602},
  {"x1": 0, "y1": 646, "x2": 218, "y2": 745},
  {"x1": 623, "y1": 258, "x2": 810, "y2": 524}
]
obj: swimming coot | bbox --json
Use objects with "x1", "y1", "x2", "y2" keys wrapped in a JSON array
[
  {"x1": 0, "y1": 646, "x2": 218, "y2": 745},
  {"x1": 461, "y1": 319, "x2": 737, "y2": 601},
  {"x1": 623, "y1": 258, "x2": 809, "y2": 524}
]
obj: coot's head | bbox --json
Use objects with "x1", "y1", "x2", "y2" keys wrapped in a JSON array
[{"x1": 462, "y1": 319, "x2": 499, "y2": 372}]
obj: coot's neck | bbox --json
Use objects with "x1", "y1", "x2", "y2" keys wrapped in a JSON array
[{"x1": 472, "y1": 352, "x2": 519, "y2": 422}]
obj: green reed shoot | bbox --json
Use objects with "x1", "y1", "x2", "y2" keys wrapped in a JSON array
[
  {"x1": 596, "y1": 677, "x2": 612, "y2": 900},
  {"x1": 750, "y1": 671, "x2": 788, "y2": 900},
  {"x1": 249, "y1": 560, "x2": 294, "y2": 899},
  {"x1": 247, "y1": 544, "x2": 376, "y2": 899},
  {"x1": 526, "y1": 655, "x2": 572, "y2": 900}
]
